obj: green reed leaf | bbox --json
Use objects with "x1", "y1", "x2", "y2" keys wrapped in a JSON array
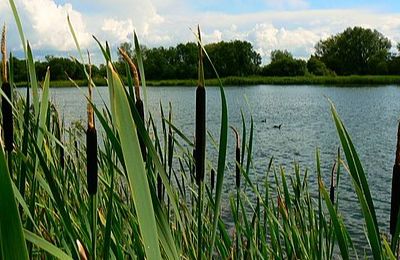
[
  {"x1": 108, "y1": 63, "x2": 162, "y2": 259},
  {"x1": 24, "y1": 230, "x2": 72, "y2": 260},
  {"x1": 0, "y1": 143, "x2": 28, "y2": 260}
]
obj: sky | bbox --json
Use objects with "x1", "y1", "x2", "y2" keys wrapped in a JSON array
[{"x1": 1, "y1": 0, "x2": 400, "y2": 64}]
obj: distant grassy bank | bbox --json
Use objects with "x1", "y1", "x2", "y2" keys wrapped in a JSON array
[{"x1": 14, "y1": 75, "x2": 400, "y2": 88}]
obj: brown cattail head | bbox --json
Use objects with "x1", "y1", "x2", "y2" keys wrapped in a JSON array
[
  {"x1": 1, "y1": 26, "x2": 12, "y2": 153},
  {"x1": 118, "y1": 48, "x2": 147, "y2": 161},
  {"x1": 60, "y1": 141, "x2": 65, "y2": 169},
  {"x1": 330, "y1": 161, "x2": 336, "y2": 204},
  {"x1": 86, "y1": 127, "x2": 98, "y2": 195},
  {"x1": 118, "y1": 47, "x2": 141, "y2": 101},
  {"x1": 86, "y1": 51, "x2": 98, "y2": 195},
  {"x1": 390, "y1": 121, "x2": 400, "y2": 235},
  {"x1": 136, "y1": 99, "x2": 146, "y2": 161},
  {"x1": 195, "y1": 86, "x2": 206, "y2": 185},
  {"x1": 195, "y1": 27, "x2": 206, "y2": 185},
  {"x1": 157, "y1": 174, "x2": 162, "y2": 200},
  {"x1": 211, "y1": 169, "x2": 215, "y2": 191},
  {"x1": 231, "y1": 126, "x2": 241, "y2": 189}
]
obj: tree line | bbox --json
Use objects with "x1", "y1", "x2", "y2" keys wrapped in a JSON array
[{"x1": 10, "y1": 26, "x2": 400, "y2": 82}]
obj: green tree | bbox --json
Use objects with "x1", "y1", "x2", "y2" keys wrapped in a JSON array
[
  {"x1": 270, "y1": 49, "x2": 293, "y2": 62},
  {"x1": 261, "y1": 49, "x2": 307, "y2": 76},
  {"x1": 315, "y1": 27, "x2": 391, "y2": 75},
  {"x1": 307, "y1": 56, "x2": 333, "y2": 76},
  {"x1": 205, "y1": 40, "x2": 261, "y2": 77}
]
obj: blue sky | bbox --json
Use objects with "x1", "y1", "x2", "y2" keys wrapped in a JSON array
[{"x1": 1, "y1": 0, "x2": 400, "y2": 64}]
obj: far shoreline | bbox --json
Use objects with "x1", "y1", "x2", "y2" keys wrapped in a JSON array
[{"x1": 14, "y1": 75, "x2": 400, "y2": 88}]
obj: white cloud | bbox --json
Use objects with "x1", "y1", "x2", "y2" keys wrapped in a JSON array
[
  {"x1": 17, "y1": 0, "x2": 90, "y2": 50},
  {"x1": 2, "y1": 1, "x2": 400, "y2": 65},
  {"x1": 247, "y1": 24, "x2": 320, "y2": 61},
  {"x1": 265, "y1": 0, "x2": 309, "y2": 9},
  {"x1": 101, "y1": 18, "x2": 135, "y2": 42}
]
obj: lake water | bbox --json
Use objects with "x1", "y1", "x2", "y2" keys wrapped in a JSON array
[{"x1": 45, "y1": 84, "x2": 400, "y2": 251}]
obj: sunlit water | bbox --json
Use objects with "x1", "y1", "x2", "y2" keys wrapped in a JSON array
[{"x1": 37, "y1": 84, "x2": 400, "y2": 252}]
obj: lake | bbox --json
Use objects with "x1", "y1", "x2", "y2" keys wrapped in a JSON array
[{"x1": 43, "y1": 84, "x2": 400, "y2": 250}]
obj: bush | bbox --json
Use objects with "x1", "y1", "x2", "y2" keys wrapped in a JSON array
[
  {"x1": 261, "y1": 57, "x2": 307, "y2": 76},
  {"x1": 307, "y1": 56, "x2": 334, "y2": 76}
]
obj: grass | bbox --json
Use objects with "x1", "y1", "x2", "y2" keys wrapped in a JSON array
[{"x1": 1, "y1": 1, "x2": 400, "y2": 259}]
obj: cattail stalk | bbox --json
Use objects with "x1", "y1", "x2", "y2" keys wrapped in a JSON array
[
  {"x1": 1, "y1": 25, "x2": 13, "y2": 154},
  {"x1": 86, "y1": 52, "x2": 98, "y2": 195},
  {"x1": 390, "y1": 122, "x2": 400, "y2": 235},
  {"x1": 118, "y1": 48, "x2": 146, "y2": 161},
  {"x1": 231, "y1": 126, "x2": 241, "y2": 189},
  {"x1": 211, "y1": 169, "x2": 215, "y2": 192},
  {"x1": 86, "y1": 51, "x2": 98, "y2": 260},
  {"x1": 231, "y1": 126, "x2": 241, "y2": 258},
  {"x1": 195, "y1": 26, "x2": 206, "y2": 260},
  {"x1": 330, "y1": 161, "x2": 336, "y2": 204}
]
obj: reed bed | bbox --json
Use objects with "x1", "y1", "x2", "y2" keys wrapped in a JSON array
[{"x1": 1, "y1": 2, "x2": 400, "y2": 259}]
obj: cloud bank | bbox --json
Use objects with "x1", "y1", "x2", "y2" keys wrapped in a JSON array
[{"x1": 2, "y1": 0, "x2": 400, "y2": 64}]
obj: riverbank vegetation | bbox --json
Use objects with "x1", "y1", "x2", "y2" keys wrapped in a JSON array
[
  {"x1": 9, "y1": 26, "x2": 400, "y2": 86},
  {"x1": 2, "y1": 1, "x2": 400, "y2": 259},
  {"x1": 14, "y1": 74, "x2": 400, "y2": 88}
]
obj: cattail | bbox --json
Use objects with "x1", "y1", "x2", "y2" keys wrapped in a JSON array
[
  {"x1": 195, "y1": 26, "x2": 206, "y2": 260},
  {"x1": 136, "y1": 99, "x2": 146, "y2": 161},
  {"x1": 330, "y1": 161, "x2": 336, "y2": 204},
  {"x1": 211, "y1": 169, "x2": 215, "y2": 192},
  {"x1": 191, "y1": 148, "x2": 196, "y2": 182},
  {"x1": 1, "y1": 25, "x2": 12, "y2": 153},
  {"x1": 118, "y1": 47, "x2": 146, "y2": 161},
  {"x1": 60, "y1": 141, "x2": 65, "y2": 170},
  {"x1": 86, "y1": 51, "x2": 98, "y2": 195},
  {"x1": 195, "y1": 27, "x2": 206, "y2": 186},
  {"x1": 390, "y1": 122, "x2": 400, "y2": 235},
  {"x1": 231, "y1": 126, "x2": 241, "y2": 189}
]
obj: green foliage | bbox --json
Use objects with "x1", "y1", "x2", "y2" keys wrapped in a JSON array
[
  {"x1": 204, "y1": 40, "x2": 261, "y2": 77},
  {"x1": 261, "y1": 49, "x2": 307, "y2": 76},
  {"x1": 115, "y1": 40, "x2": 261, "y2": 80},
  {"x1": 315, "y1": 26, "x2": 392, "y2": 75},
  {"x1": 11, "y1": 56, "x2": 100, "y2": 81},
  {"x1": 270, "y1": 49, "x2": 293, "y2": 62},
  {"x1": 307, "y1": 56, "x2": 334, "y2": 76}
]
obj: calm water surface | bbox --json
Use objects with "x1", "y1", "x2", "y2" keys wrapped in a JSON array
[{"x1": 47, "y1": 84, "x2": 400, "y2": 250}]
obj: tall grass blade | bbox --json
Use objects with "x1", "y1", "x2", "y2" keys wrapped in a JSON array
[
  {"x1": 0, "y1": 142, "x2": 28, "y2": 260},
  {"x1": 331, "y1": 104, "x2": 382, "y2": 259},
  {"x1": 8, "y1": 0, "x2": 26, "y2": 54},
  {"x1": 134, "y1": 32, "x2": 147, "y2": 109},
  {"x1": 108, "y1": 63, "x2": 162, "y2": 259},
  {"x1": 209, "y1": 85, "x2": 228, "y2": 257},
  {"x1": 320, "y1": 180, "x2": 349, "y2": 259},
  {"x1": 27, "y1": 43, "x2": 39, "y2": 117},
  {"x1": 24, "y1": 230, "x2": 72, "y2": 260}
]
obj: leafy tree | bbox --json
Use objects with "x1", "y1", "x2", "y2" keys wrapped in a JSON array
[
  {"x1": 307, "y1": 56, "x2": 333, "y2": 76},
  {"x1": 205, "y1": 40, "x2": 261, "y2": 77},
  {"x1": 388, "y1": 55, "x2": 400, "y2": 75},
  {"x1": 261, "y1": 49, "x2": 307, "y2": 76},
  {"x1": 116, "y1": 40, "x2": 261, "y2": 80},
  {"x1": 271, "y1": 50, "x2": 293, "y2": 62},
  {"x1": 315, "y1": 27, "x2": 391, "y2": 75},
  {"x1": 175, "y1": 43, "x2": 197, "y2": 79}
]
